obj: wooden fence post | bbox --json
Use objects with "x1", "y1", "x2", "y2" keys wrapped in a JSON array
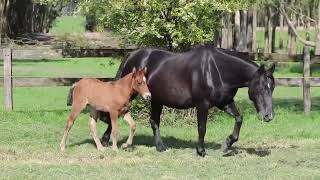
[
  {"x1": 3, "y1": 48, "x2": 13, "y2": 111},
  {"x1": 303, "y1": 39, "x2": 311, "y2": 114}
]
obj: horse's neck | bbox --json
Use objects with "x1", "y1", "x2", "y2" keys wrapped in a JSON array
[
  {"x1": 214, "y1": 54, "x2": 258, "y2": 88},
  {"x1": 115, "y1": 73, "x2": 135, "y2": 98}
]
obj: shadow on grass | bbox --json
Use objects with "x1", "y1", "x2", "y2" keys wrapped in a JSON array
[
  {"x1": 68, "y1": 135, "x2": 221, "y2": 151},
  {"x1": 68, "y1": 136, "x2": 277, "y2": 158},
  {"x1": 223, "y1": 147, "x2": 271, "y2": 157}
]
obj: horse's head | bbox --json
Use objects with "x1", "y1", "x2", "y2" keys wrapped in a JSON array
[
  {"x1": 131, "y1": 67, "x2": 151, "y2": 100},
  {"x1": 248, "y1": 63, "x2": 275, "y2": 122}
]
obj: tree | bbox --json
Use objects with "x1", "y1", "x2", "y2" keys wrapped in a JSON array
[
  {"x1": 78, "y1": 0, "x2": 250, "y2": 51},
  {"x1": 280, "y1": 0, "x2": 320, "y2": 55}
]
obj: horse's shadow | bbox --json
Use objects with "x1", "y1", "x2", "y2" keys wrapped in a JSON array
[{"x1": 68, "y1": 135, "x2": 272, "y2": 157}]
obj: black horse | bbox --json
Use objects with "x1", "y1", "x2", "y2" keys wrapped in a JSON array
[{"x1": 97, "y1": 45, "x2": 275, "y2": 156}]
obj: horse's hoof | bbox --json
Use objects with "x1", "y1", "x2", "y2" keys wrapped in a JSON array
[
  {"x1": 101, "y1": 141, "x2": 109, "y2": 147},
  {"x1": 221, "y1": 142, "x2": 229, "y2": 153},
  {"x1": 60, "y1": 147, "x2": 65, "y2": 152},
  {"x1": 196, "y1": 147, "x2": 207, "y2": 157},
  {"x1": 101, "y1": 139, "x2": 109, "y2": 147},
  {"x1": 156, "y1": 143, "x2": 167, "y2": 152}
]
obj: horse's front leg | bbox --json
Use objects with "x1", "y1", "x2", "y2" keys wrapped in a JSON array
[
  {"x1": 99, "y1": 112, "x2": 112, "y2": 146},
  {"x1": 150, "y1": 102, "x2": 166, "y2": 152},
  {"x1": 221, "y1": 101, "x2": 243, "y2": 153},
  {"x1": 196, "y1": 104, "x2": 209, "y2": 157}
]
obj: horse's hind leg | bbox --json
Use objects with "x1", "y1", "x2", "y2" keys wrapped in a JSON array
[
  {"x1": 60, "y1": 101, "x2": 86, "y2": 151},
  {"x1": 89, "y1": 108, "x2": 105, "y2": 151},
  {"x1": 121, "y1": 112, "x2": 136, "y2": 148}
]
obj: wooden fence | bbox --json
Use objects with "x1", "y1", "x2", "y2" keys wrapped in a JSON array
[{"x1": 1, "y1": 48, "x2": 319, "y2": 113}]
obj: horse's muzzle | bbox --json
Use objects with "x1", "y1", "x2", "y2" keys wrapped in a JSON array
[{"x1": 263, "y1": 113, "x2": 273, "y2": 122}]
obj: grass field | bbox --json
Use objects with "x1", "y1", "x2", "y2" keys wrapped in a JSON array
[
  {"x1": 0, "y1": 57, "x2": 121, "y2": 78},
  {"x1": 0, "y1": 86, "x2": 320, "y2": 179}
]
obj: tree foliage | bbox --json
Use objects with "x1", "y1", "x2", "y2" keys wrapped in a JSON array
[{"x1": 78, "y1": 0, "x2": 250, "y2": 50}]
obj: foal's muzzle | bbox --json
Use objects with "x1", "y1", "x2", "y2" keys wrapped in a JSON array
[{"x1": 142, "y1": 93, "x2": 151, "y2": 101}]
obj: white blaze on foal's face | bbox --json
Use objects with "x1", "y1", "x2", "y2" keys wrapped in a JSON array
[{"x1": 143, "y1": 76, "x2": 146, "y2": 82}]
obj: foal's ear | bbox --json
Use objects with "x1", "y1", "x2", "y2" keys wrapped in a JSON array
[
  {"x1": 132, "y1": 67, "x2": 137, "y2": 74},
  {"x1": 143, "y1": 67, "x2": 147, "y2": 74}
]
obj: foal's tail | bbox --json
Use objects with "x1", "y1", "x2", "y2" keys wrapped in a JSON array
[{"x1": 66, "y1": 83, "x2": 77, "y2": 106}]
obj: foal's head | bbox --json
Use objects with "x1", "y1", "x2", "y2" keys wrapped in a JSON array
[
  {"x1": 131, "y1": 67, "x2": 151, "y2": 100},
  {"x1": 248, "y1": 63, "x2": 275, "y2": 122}
]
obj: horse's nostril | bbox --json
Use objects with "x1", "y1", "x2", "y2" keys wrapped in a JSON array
[{"x1": 264, "y1": 114, "x2": 273, "y2": 120}]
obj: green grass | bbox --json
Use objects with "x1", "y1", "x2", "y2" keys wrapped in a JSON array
[
  {"x1": 0, "y1": 86, "x2": 320, "y2": 179},
  {"x1": 0, "y1": 57, "x2": 121, "y2": 78},
  {"x1": 49, "y1": 16, "x2": 86, "y2": 34}
]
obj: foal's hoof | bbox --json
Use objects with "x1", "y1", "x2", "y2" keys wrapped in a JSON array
[
  {"x1": 60, "y1": 147, "x2": 65, "y2": 152},
  {"x1": 97, "y1": 146, "x2": 106, "y2": 151},
  {"x1": 121, "y1": 143, "x2": 131, "y2": 149},
  {"x1": 156, "y1": 143, "x2": 167, "y2": 152},
  {"x1": 196, "y1": 147, "x2": 207, "y2": 157}
]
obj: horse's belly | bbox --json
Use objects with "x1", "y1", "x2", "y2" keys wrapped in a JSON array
[{"x1": 151, "y1": 85, "x2": 194, "y2": 109}]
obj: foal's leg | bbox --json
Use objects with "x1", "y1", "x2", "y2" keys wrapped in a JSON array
[
  {"x1": 60, "y1": 101, "x2": 86, "y2": 151},
  {"x1": 150, "y1": 102, "x2": 166, "y2": 152},
  {"x1": 89, "y1": 108, "x2": 105, "y2": 151},
  {"x1": 221, "y1": 101, "x2": 242, "y2": 153},
  {"x1": 110, "y1": 112, "x2": 119, "y2": 151},
  {"x1": 121, "y1": 112, "x2": 136, "y2": 148},
  {"x1": 196, "y1": 103, "x2": 209, "y2": 157}
]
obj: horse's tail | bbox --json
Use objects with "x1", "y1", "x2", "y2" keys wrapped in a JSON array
[{"x1": 66, "y1": 83, "x2": 77, "y2": 106}]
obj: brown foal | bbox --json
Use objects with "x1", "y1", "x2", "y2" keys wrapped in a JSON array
[{"x1": 60, "y1": 67, "x2": 151, "y2": 151}]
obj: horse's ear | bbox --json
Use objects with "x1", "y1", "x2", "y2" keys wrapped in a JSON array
[
  {"x1": 256, "y1": 64, "x2": 265, "y2": 75},
  {"x1": 268, "y1": 63, "x2": 276, "y2": 74}
]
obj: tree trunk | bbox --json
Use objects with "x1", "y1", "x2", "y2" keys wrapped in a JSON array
[
  {"x1": 221, "y1": 15, "x2": 229, "y2": 49},
  {"x1": 234, "y1": 10, "x2": 241, "y2": 50},
  {"x1": 247, "y1": 8, "x2": 253, "y2": 52},
  {"x1": 271, "y1": 10, "x2": 277, "y2": 53},
  {"x1": 239, "y1": 10, "x2": 247, "y2": 52},
  {"x1": 315, "y1": 1, "x2": 320, "y2": 55},
  {"x1": 0, "y1": 0, "x2": 3, "y2": 47},
  {"x1": 288, "y1": 14, "x2": 297, "y2": 56},
  {"x1": 279, "y1": 12, "x2": 284, "y2": 49},
  {"x1": 264, "y1": 8, "x2": 272, "y2": 54},
  {"x1": 227, "y1": 14, "x2": 233, "y2": 49},
  {"x1": 252, "y1": 4, "x2": 257, "y2": 53},
  {"x1": 213, "y1": 29, "x2": 221, "y2": 47},
  {"x1": 268, "y1": 8, "x2": 272, "y2": 54}
]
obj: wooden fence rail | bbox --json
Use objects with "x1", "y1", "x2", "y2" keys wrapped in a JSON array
[
  {"x1": 1, "y1": 77, "x2": 320, "y2": 87},
  {"x1": 2, "y1": 48, "x2": 319, "y2": 112}
]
